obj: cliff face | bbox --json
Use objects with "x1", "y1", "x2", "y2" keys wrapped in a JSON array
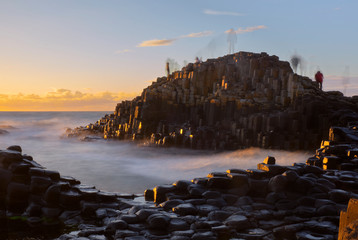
[{"x1": 74, "y1": 52, "x2": 358, "y2": 150}]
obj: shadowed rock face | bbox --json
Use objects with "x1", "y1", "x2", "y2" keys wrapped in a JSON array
[
  {"x1": 68, "y1": 51, "x2": 358, "y2": 151},
  {"x1": 2, "y1": 125, "x2": 358, "y2": 239}
]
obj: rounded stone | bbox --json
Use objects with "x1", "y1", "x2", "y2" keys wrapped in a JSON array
[
  {"x1": 147, "y1": 214, "x2": 170, "y2": 230},
  {"x1": 202, "y1": 190, "x2": 221, "y2": 199},
  {"x1": 329, "y1": 189, "x2": 350, "y2": 203},
  {"x1": 160, "y1": 199, "x2": 185, "y2": 211},
  {"x1": 7, "y1": 145, "x2": 22, "y2": 153},
  {"x1": 172, "y1": 203, "x2": 197, "y2": 216},
  {"x1": 207, "y1": 210, "x2": 231, "y2": 221},
  {"x1": 105, "y1": 219, "x2": 128, "y2": 233},
  {"x1": 120, "y1": 214, "x2": 139, "y2": 224},
  {"x1": 282, "y1": 170, "x2": 299, "y2": 182},
  {"x1": 168, "y1": 218, "x2": 190, "y2": 232},
  {"x1": 224, "y1": 214, "x2": 250, "y2": 230},
  {"x1": 268, "y1": 175, "x2": 288, "y2": 192}
]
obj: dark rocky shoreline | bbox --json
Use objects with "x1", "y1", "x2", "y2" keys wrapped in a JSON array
[{"x1": 1, "y1": 125, "x2": 358, "y2": 239}]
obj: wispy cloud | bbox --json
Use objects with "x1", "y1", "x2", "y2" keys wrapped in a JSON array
[
  {"x1": 115, "y1": 49, "x2": 132, "y2": 54},
  {"x1": 226, "y1": 25, "x2": 267, "y2": 34},
  {"x1": 137, "y1": 39, "x2": 176, "y2": 47},
  {"x1": 181, "y1": 31, "x2": 213, "y2": 38},
  {"x1": 0, "y1": 89, "x2": 139, "y2": 111},
  {"x1": 137, "y1": 30, "x2": 213, "y2": 48},
  {"x1": 203, "y1": 9, "x2": 244, "y2": 16}
]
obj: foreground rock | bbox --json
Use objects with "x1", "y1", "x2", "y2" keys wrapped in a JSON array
[
  {"x1": 3, "y1": 125, "x2": 358, "y2": 239},
  {"x1": 68, "y1": 51, "x2": 358, "y2": 151}
]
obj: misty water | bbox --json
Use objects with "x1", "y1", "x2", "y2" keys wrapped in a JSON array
[{"x1": 0, "y1": 112, "x2": 313, "y2": 194}]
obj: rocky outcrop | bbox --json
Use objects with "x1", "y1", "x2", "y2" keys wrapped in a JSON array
[
  {"x1": 339, "y1": 198, "x2": 358, "y2": 240},
  {"x1": 68, "y1": 51, "x2": 358, "y2": 151},
  {"x1": 4, "y1": 124, "x2": 358, "y2": 239},
  {"x1": 0, "y1": 145, "x2": 138, "y2": 239}
]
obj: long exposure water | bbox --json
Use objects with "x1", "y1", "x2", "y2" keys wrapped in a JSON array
[{"x1": 0, "y1": 112, "x2": 313, "y2": 194}]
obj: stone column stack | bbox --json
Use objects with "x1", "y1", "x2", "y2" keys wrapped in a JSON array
[{"x1": 68, "y1": 51, "x2": 358, "y2": 150}]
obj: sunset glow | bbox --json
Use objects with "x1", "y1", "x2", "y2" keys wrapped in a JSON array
[
  {"x1": 1, "y1": 0, "x2": 357, "y2": 111},
  {"x1": 0, "y1": 89, "x2": 138, "y2": 111}
]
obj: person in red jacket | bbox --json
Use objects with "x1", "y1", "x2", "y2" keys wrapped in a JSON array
[{"x1": 315, "y1": 71, "x2": 324, "y2": 90}]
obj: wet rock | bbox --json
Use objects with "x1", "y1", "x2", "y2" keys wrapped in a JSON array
[
  {"x1": 207, "y1": 176, "x2": 232, "y2": 189},
  {"x1": 120, "y1": 214, "x2": 139, "y2": 224},
  {"x1": 172, "y1": 203, "x2": 197, "y2": 216},
  {"x1": 273, "y1": 223, "x2": 304, "y2": 239},
  {"x1": 236, "y1": 196, "x2": 253, "y2": 206},
  {"x1": 265, "y1": 191, "x2": 286, "y2": 204},
  {"x1": 7, "y1": 145, "x2": 22, "y2": 153},
  {"x1": 329, "y1": 189, "x2": 350, "y2": 203},
  {"x1": 282, "y1": 170, "x2": 299, "y2": 182},
  {"x1": 294, "y1": 206, "x2": 316, "y2": 218},
  {"x1": 60, "y1": 190, "x2": 81, "y2": 210},
  {"x1": 196, "y1": 204, "x2": 219, "y2": 216},
  {"x1": 147, "y1": 213, "x2": 170, "y2": 230},
  {"x1": 202, "y1": 190, "x2": 221, "y2": 199},
  {"x1": 263, "y1": 156, "x2": 276, "y2": 165},
  {"x1": 153, "y1": 185, "x2": 176, "y2": 204},
  {"x1": 144, "y1": 189, "x2": 154, "y2": 201},
  {"x1": 206, "y1": 197, "x2": 227, "y2": 208},
  {"x1": 105, "y1": 219, "x2": 128, "y2": 235},
  {"x1": 78, "y1": 227, "x2": 106, "y2": 237},
  {"x1": 268, "y1": 174, "x2": 288, "y2": 192},
  {"x1": 172, "y1": 180, "x2": 192, "y2": 191},
  {"x1": 127, "y1": 223, "x2": 146, "y2": 232},
  {"x1": 30, "y1": 176, "x2": 52, "y2": 194},
  {"x1": 294, "y1": 177, "x2": 315, "y2": 194},
  {"x1": 224, "y1": 214, "x2": 250, "y2": 230},
  {"x1": 228, "y1": 173, "x2": 249, "y2": 187},
  {"x1": 124, "y1": 236, "x2": 148, "y2": 240},
  {"x1": 160, "y1": 199, "x2": 185, "y2": 211},
  {"x1": 135, "y1": 208, "x2": 158, "y2": 221},
  {"x1": 248, "y1": 179, "x2": 268, "y2": 197},
  {"x1": 191, "y1": 231, "x2": 215, "y2": 240},
  {"x1": 187, "y1": 185, "x2": 206, "y2": 197},
  {"x1": 170, "y1": 236, "x2": 190, "y2": 240},
  {"x1": 207, "y1": 210, "x2": 232, "y2": 221},
  {"x1": 171, "y1": 229, "x2": 194, "y2": 237},
  {"x1": 115, "y1": 229, "x2": 139, "y2": 238},
  {"x1": 168, "y1": 218, "x2": 190, "y2": 232},
  {"x1": 42, "y1": 207, "x2": 62, "y2": 219}
]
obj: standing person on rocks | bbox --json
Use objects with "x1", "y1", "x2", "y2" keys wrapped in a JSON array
[
  {"x1": 315, "y1": 70, "x2": 324, "y2": 90},
  {"x1": 166, "y1": 62, "x2": 170, "y2": 79}
]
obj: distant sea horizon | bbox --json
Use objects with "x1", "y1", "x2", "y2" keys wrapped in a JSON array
[{"x1": 0, "y1": 111, "x2": 313, "y2": 194}]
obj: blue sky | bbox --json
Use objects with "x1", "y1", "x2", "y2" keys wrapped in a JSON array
[{"x1": 0, "y1": 0, "x2": 357, "y2": 110}]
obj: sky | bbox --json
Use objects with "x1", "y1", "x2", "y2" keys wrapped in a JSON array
[{"x1": 0, "y1": 0, "x2": 357, "y2": 111}]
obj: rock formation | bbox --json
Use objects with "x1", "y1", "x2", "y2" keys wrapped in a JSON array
[
  {"x1": 3, "y1": 124, "x2": 358, "y2": 239},
  {"x1": 68, "y1": 51, "x2": 358, "y2": 151}
]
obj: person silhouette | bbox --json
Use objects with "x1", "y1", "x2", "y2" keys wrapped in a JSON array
[{"x1": 315, "y1": 71, "x2": 324, "y2": 90}]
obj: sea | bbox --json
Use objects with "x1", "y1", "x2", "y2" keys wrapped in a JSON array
[{"x1": 0, "y1": 111, "x2": 313, "y2": 194}]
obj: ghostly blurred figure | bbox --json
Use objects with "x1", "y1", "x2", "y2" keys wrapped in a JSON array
[
  {"x1": 343, "y1": 66, "x2": 350, "y2": 96},
  {"x1": 227, "y1": 28, "x2": 237, "y2": 54},
  {"x1": 166, "y1": 62, "x2": 170, "y2": 78},
  {"x1": 290, "y1": 55, "x2": 301, "y2": 73}
]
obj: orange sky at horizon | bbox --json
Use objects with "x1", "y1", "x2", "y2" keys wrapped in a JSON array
[{"x1": 0, "y1": 89, "x2": 139, "y2": 111}]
